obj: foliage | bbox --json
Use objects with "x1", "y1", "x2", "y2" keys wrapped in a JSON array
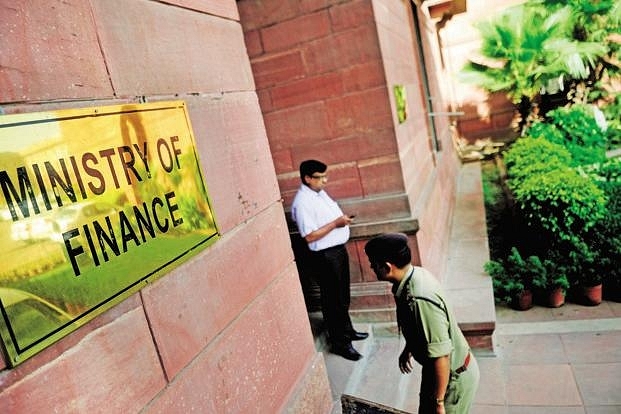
[
  {"x1": 550, "y1": 240, "x2": 603, "y2": 287},
  {"x1": 503, "y1": 137, "x2": 572, "y2": 180},
  {"x1": 541, "y1": 0, "x2": 621, "y2": 105},
  {"x1": 586, "y1": 159, "x2": 621, "y2": 289},
  {"x1": 600, "y1": 94, "x2": 621, "y2": 149},
  {"x1": 526, "y1": 104, "x2": 608, "y2": 165},
  {"x1": 481, "y1": 161, "x2": 514, "y2": 259},
  {"x1": 460, "y1": 3, "x2": 605, "y2": 102},
  {"x1": 485, "y1": 135, "x2": 617, "y2": 293},
  {"x1": 503, "y1": 136, "x2": 607, "y2": 242},
  {"x1": 485, "y1": 260, "x2": 523, "y2": 304},
  {"x1": 474, "y1": 1, "x2": 621, "y2": 296},
  {"x1": 460, "y1": 0, "x2": 617, "y2": 133},
  {"x1": 512, "y1": 168, "x2": 607, "y2": 242},
  {"x1": 530, "y1": 256, "x2": 570, "y2": 292},
  {"x1": 481, "y1": 160, "x2": 503, "y2": 207},
  {"x1": 536, "y1": 0, "x2": 620, "y2": 45},
  {"x1": 485, "y1": 247, "x2": 538, "y2": 304}
]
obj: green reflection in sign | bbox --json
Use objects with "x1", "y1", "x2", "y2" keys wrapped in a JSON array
[{"x1": 0, "y1": 101, "x2": 219, "y2": 365}]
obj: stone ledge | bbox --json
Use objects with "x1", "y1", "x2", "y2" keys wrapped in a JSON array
[
  {"x1": 349, "y1": 218, "x2": 419, "y2": 240},
  {"x1": 444, "y1": 162, "x2": 496, "y2": 351},
  {"x1": 350, "y1": 281, "x2": 394, "y2": 310}
]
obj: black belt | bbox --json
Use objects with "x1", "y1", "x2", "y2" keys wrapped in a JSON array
[
  {"x1": 455, "y1": 352, "x2": 471, "y2": 374},
  {"x1": 316, "y1": 244, "x2": 345, "y2": 253}
]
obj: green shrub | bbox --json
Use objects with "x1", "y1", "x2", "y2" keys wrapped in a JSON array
[
  {"x1": 587, "y1": 159, "x2": 621, "y2": 289},
  {"x1": 526, "y1": 104, "x2": 608, "y2": 165},
  {"x1": 485, "y1": 247, "x2": 561, "y2": 304},
  {"x1": 511, "y1": 168, "x2": 607, "y2": 242},
  {"x1": 530, "y1": 256, "x2": 570, "y2": 292},
  {"x1": 586, "y1": 157, "x2": 621, "y2": 184},
  {"x1": 504, "y1": 137, "x2": 572, "y2": 181},
  {"x1": 551, "y1": 239, "x2": 603, "y2": 288},
  {"x1": 485, "y1": 247, "x2": 531, "y2": 304},
  {"x1": 485, "y1": 260, "x2": 524, "y2": 304},
  {"x1": 492, "y1": 102, "x2": 618, "y2": 291},
  {"x1": 503, "y1": 133, "x2": 608, "y2": 243}
]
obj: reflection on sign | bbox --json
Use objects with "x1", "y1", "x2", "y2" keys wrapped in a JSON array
[{"x1": 0, "y1": 101, "x2": 219, "y2": 365}]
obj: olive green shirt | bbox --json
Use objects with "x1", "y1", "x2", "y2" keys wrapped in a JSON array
[{"x1": 394, "y1": 265, "x2": 470, "y2": 371}]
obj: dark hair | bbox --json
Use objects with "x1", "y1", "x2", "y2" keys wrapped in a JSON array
[
  {"x1": 299, "y1": 159, "x2": 327, "y2": 184},
  {"x1": 390, "y1": 246, "x2": 411, "y2": 268},
  {"x1": 364, "y1": 233, "x2": 412, "y2": 268}
]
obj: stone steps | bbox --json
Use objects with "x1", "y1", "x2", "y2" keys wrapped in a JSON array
[{"x1": 317, "y1": 326, "x2": 420, "y2": 414}]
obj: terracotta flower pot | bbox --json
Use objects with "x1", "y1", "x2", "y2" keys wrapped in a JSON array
[
  {"x1": 511, "y1": 290, "x2": 533, "y2": 311},
  {"x1": 580, "y1": 283, "x2": 603, "y2": 306},
  {"x1": 546, "y1": 287, "x2": 565, "y2": 308}
]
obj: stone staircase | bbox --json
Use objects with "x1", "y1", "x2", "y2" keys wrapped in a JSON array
[{"x1": 309, "y1": 321, "x2": 420, "y2": 413}]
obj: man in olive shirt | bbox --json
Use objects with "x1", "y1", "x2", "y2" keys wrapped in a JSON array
[{"x1": 364, "y1": 233, "x2": 479, "y2": 413}]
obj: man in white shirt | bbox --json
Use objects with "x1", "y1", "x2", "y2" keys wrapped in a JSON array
[{"x1": 291, "y1": 160, "x2": 368, "y2": 360}]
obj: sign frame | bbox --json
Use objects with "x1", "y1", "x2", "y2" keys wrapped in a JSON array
[{"x1": 0, "y1": 101, "x2": 219, "y2": 365}]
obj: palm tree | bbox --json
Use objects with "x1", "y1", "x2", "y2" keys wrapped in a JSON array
[
  {"x1": 551, "y1": 0, "x2": 621, "y2": 105},
  {"x1": 459, "y1": 2, "x2": 607, "y2": 134}
]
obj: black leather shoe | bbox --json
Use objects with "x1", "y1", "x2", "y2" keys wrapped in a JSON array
[
  {"x1": 348, "y1": 331, "x2": 369, "y2": 341},
  {"x1": 332, "y1": 344, "x2": 363, "y2": 361}
]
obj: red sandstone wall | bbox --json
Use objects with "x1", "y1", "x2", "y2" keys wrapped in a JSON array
[
  {"x1": 239, "y1": 0, "x2": 460, "y2": 286},
  {"x1": 0, "y1": 1, "x2": 331, "y2": 412},
  {"x1": 238, "y1": 0, "x2": 408, "y2": 293},
  {"x1": 239, "y1": 0, "x2": 401, "y2": 206},
  {"x1": 371, "y1": 0, "x2": 460, "y2": 279}
]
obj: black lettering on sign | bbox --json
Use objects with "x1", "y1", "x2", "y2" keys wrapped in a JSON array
[
  {"x1": 1, "y1": 143, "x2": 159, "y2": 222},
  {"x1": 62, "y1": 191, "x2": 184, "y2": 276}
]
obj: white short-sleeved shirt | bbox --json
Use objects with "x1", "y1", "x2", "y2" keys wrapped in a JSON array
[{"x1": 291, "y1": 184, "x2": 349, "y2": 251}]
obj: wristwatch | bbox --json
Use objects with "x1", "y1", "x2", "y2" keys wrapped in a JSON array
[{"x1": 435, "y1": 398, "x2": 444, "y2": 405}]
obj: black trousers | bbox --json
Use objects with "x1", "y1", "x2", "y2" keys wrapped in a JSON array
[{"x1": 313, "y1": 244, "x2": 355, "y2": 347}]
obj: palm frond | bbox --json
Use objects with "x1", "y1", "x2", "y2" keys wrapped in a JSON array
[{"x1": 544, "y1": 38, "x2": 607, "y2": 78}]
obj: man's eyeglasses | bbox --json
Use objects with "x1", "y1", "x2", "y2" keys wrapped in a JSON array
[{"x1": 311, "y1": 174, "x2": 328, "y2": 180}]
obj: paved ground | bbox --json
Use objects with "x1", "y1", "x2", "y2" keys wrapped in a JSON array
[{"x1": 325, "y1": 300, "x2": 621, "y2": 414}]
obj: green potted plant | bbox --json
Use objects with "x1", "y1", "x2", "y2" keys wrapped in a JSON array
[
  {"x1": 530, "y1": 256, "x2": 569, "y2": 308},
  {"x1": 565, "y1": 241, "x2": 603, "y2": 306},
  {"x1": 485, "y1": 247, "x2": 534, "y2": 310}
]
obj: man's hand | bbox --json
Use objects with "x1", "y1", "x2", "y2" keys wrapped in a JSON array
[
  {"x1": 304, "y1": 215, "x2": 353, "y2": 243},
  {"x1": 399, "y1": 348, "x2": 413, "y2": 374},
  {"x1": 334, "y1": 214, "x2": 353, "y2": 228}
]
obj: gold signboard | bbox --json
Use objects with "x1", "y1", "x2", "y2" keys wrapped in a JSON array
[{"x1": 0, "y1": 101, "x2": 219, "y2": 365}]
